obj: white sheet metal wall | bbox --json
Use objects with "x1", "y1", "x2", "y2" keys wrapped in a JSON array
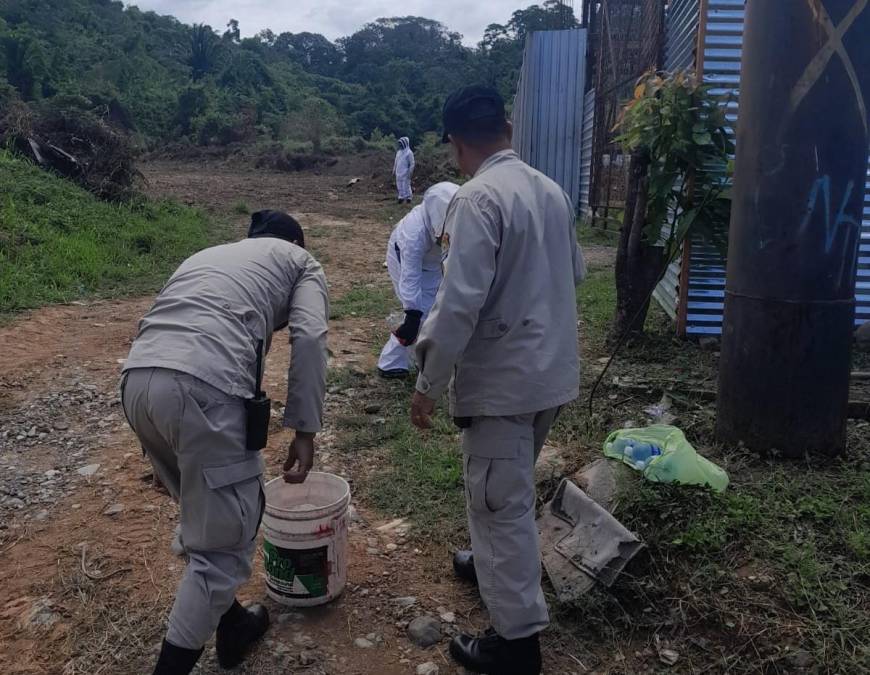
[
  {"x1": 512, "y1": 28, "x2": 588, "y2": 207},
  {"x1": 579, "y1": 89, "x2": 595, "y2": 214}
]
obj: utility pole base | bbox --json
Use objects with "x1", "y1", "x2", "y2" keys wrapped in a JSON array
[{"x1": 717, "y1": 293, "x2": 853, "y2": 457}]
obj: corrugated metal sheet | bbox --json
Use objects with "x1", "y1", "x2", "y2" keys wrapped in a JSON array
[
  {"x1": 653, "y1": 0, "x2": 700, "y2": 321},
  {"x1": 512, "y1": 28, "x2": 588, "y2": 207},
  {"x1": 664, "y1": 0, "x2": 700, "y2": 71},
  {"x1": 579, "y1": 88, "x2": 595, "y2": 213},
  {"x1": 683, "y1": 0, "x2": 742, "y2": 335}
]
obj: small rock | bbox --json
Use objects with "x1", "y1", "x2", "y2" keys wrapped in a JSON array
[
  {"x1": 277, "y1": 612, "x2": 305, "y2": 624},
  {"x1": 34, "y1": 510, "x2": 50, "y2": 521},
  {"x1": 103, "y1": 503, "x2": 125, "y2": 516},
  {"x1": 43, "y1": 470, "x2": 60, "y2": 479},
  {"x1": 386, "y1": 543, "x2": 398, "y2": 552},
  {"x1": 417, "y1": 662, "x2": 440, "y2": 675},
  {"x1": 534, "y1": 445, "x2": 567, "y2": 486},
  {"x1": 54, "y1": 421, "x2": 70, "y2": 431},
  {"x1": 376, "y1": 518, "x2": 409, "y2": 535},
  {"x1": 354, "y1": 637, "x2": 375, "y2": 649},
  {"x1": 407, "y1": 616, "x2": 442, "y2": 648},
  {"x1": 392, "y1": 596, "x2": 418, "y2": 608},
  {"x1": 659, "y1": 648, "x2": 679, "y2": 666},
  {"x1": 77, "y1": 463, "x2": 101, "y2": 477},
  {"x1": 787, "y1": 649, "x2": 814, "y2": 670},
  {"x1": 366, "y1": 547, "x2": 380, "y2": 555},
  {"x1": 439, "y1": 610, "x2": 456, "y2": 623},
  {"x1": 293, "y1": 634, "x2": 315, "y2": 649},
  {"x1": 299, "y1": 650, "x2": 317, "y2": 666}
]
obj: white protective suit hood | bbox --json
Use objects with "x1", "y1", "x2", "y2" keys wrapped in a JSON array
[
  {"x1": 421, "y1": 182, "x2": 460, "y2": 244},
  {"x1": 387, "y1": 181, "x2": 459, "y2": 312},
  {"x1": 394, "y1": 137, "x2": 415, "y2": 179}
]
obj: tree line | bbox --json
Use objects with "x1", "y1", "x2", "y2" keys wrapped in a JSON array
[{"x1": 0, "y1": 0, "x2": 578, "y2": 150}]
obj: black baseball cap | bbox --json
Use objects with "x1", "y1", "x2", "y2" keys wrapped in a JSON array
[
  {"x1": 248, "y1": 210, "x2": 305, "y2": 248},
  {"x1": 441, "y1": 85, "x2": 507, "y2": 143}
]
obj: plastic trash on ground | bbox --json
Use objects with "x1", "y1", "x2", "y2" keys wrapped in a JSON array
[{"x1": 604, "y1": 424, "x2": 729, "y2": 492}]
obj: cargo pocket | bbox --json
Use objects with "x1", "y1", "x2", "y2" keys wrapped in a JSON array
[
  {"x1": 463, "y1": 429, "x2": 531, "y2": 516},
  {"x1": 198, "y1": 456, "x2": 265, "y2": 550}
]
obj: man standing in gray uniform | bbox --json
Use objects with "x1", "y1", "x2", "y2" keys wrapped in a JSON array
[
  {"x1": 411, "y1": 86, "x2": 586, "y2": 675},
  {"x1": 121, "y1": 211, "x2": 329, "y2": 674}
]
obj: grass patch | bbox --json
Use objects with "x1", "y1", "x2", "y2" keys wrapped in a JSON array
[
  {"x1": 328, "y1": 366, "x2": 466, "y2": 540},
  {"x1": 232, "y1": 200, "x2": 250, "y2": 215},
  {"x1": 330, "y1": 283, "x2": 396, "y2": 320},
  {"x1": 578, "y1": 216, "x2": 622, "y2": 247},
  {"x1": 577, "y1": 268, "x2": 617, "y2": 350},
  {"x1": 366, "y1": 413, "x2": 465, "y2": 537},
  {"x1": 0, "y1": 152, "x2": 218, "y2": 314}
]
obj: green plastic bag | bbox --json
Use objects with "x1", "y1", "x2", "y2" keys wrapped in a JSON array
[{"x1": 603, "y1": 424, "x2": 729, "y2": 492}]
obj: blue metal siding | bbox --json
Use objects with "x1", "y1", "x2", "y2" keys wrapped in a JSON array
[
  {"x1": 512, "y1": 29, "x2": 588, "y2": 207},
  {"x1": 684, "y1": 0, "x2": 743, "y2": 336}
]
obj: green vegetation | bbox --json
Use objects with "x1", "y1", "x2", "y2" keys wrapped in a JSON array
[
  {"x1": 329, "y1": 284, "x2": 396, "y2": 321},
  {"x1": 0, "y1": 151, "x2": 213, "y2": 313},
  {"x1": 0, "y1": 0, "x2": 577, "y2": 150}
]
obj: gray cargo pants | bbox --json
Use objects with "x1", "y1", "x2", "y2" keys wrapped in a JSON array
[
  {"x1": 462, "y1": 407, "x2": 560, "y2": 640},
  {"x1": 121, "y1": 367, "x2": 265, "y2": 650}
]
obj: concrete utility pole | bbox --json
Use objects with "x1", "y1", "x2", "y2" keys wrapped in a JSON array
[{"x1": 717, "y1": 0, "x2": 870, "y2": 457}]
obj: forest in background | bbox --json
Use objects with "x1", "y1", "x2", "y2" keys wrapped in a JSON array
[{"x1": 0, "y1": 0, "x2": 579, "y2": 153}]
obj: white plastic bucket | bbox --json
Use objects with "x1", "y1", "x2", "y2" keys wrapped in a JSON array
[{"x1": 261, "y1": 472, "x2": 351, "y2": 607}]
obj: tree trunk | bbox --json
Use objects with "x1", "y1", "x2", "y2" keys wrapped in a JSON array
[{"x1": 612, "y1": 148, "x2": 664, "y2": 341}]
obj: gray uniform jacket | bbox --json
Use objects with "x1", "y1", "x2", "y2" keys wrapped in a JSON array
[
  {"x1": 123, "y1": 238, "x2": 329, "y2": 433},
  {"x1": 415, "y1": 150, "x2": 586, "y2": 417}
]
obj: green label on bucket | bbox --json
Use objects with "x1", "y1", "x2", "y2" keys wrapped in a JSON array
[{"x1": 263, "y1": 540, "x2": 329, "y2": 599}]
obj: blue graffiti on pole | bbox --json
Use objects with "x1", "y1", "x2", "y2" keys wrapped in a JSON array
[{"x1": 798, "y1": 175, "x2": 862, "y2": 283}]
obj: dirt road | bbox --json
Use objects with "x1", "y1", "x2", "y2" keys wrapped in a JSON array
[{"x1": 0, "y1": 162, "x2": 609, "y2": 674}]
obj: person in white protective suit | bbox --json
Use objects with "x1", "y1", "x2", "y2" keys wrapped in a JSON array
[
  {"x1": 378, "y1": 182, "x2": 460, "y2": 378},
  {"x1": 393, "y1": 136, "x2": 416, "y2": 203}
]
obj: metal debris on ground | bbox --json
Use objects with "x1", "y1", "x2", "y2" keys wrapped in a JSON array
[{"x1": 537, "y1": 479, "x2": 644, "y2": 603}]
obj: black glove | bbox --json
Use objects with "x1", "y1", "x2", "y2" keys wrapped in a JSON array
[{"x1": 393, "y1": 310, "x2": 423, "y2": 346}]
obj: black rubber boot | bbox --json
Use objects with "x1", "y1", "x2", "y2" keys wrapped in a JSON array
[
  {"x1": 216, "y1": 600, "x2": 270, "y2": 669},
  {"x1": 152, "y1": 640, "x2": 203, "y2": 675},
  {"x1": 453, "y1": 549, "x2": 478, "y2": 585},
  {"x1": 378, "y1": 368, "x2": 410, "y2": 380},
  {"x1": 449, "y1": 629, "x2": 542, "y2": 675}
]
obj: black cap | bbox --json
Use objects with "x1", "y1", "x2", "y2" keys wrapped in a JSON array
[
  {"x1": 247, "y1": 210, "x2": 305, "y2": 248},
  {"x1": 441, "y1": 85, "x2": 507, "y2": 143}
]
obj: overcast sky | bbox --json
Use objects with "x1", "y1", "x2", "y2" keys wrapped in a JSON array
[{"x1": 127, "y1": 1, "x2": 536, "y2": 45}]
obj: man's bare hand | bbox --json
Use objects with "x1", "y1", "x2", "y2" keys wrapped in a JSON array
[
  {"x1": 410, "y1": 391, "x2": 436, "y2": 430},
  {"x1": 284, "y1": 432, "x2": 315, "y2": 483}
]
